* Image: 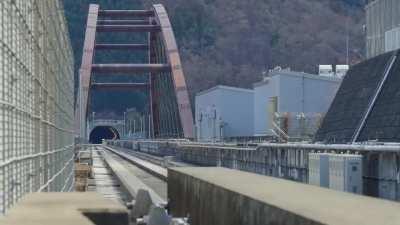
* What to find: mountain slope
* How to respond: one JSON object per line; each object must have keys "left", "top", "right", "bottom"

{"left": 64, "top": 0, "right": 365, "bottom": 115}
{"left": 143, "top": 0, "right": 365, "bottom": 94}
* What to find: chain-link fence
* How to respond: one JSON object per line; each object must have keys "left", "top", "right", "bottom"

{"left": 0, "top": 0, "right": 74, "bottom": 214}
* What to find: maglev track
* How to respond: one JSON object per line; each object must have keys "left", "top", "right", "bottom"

{"left": 84, "top": 145, "right": 169, "bottom": 204}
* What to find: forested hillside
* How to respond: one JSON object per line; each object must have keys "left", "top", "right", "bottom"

{"left": 63, "top": 0, "right": 147, "bottom": 116}
{"left": 63, "top": 0, "right": 365, "bottom": 115}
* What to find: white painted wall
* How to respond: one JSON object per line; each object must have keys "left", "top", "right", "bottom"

{"left": 253, "top": 71, "right": 341, "bottom": 136}
{"left": 253, "top": 77, "right": 279, "bottom": 136}
{"left": 195, "top": 86, "right": 254, "bottom": 142}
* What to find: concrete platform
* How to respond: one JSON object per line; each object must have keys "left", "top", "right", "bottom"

{"left": 169, "top": 167, "right": 400, "bottom": 225}
{"left": 0, "top": 193, "right": 129, "bottom": 225}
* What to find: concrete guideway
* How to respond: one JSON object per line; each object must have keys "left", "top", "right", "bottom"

{"left": 107, "top": 145, "right": 194, "bottom": 168}
{"left": 104, "top": 146, "right": 168, "bottom": 181}
{"left": 88, "top": 147, "right": 129, "bottom": 203}
{"left": 169, "top": 167, "right": 400, "bottom": 225}
{"left": 101, "top": 148, "right": 166, "bottom": 205}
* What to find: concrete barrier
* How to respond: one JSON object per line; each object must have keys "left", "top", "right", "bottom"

{"left": 168, "top": 167, "right": 400, "bottom": 225}
{"left": 107, "top": 140, "right": 400, "bottom": 201}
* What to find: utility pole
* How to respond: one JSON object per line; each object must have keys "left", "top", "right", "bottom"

{"left": 129, "top": 120, "right": 132, "bottom": 137}
{"left": 148, "top": 114, "right": 152, "bottom": 139}
{"left": 123, "top": 112, "right": 126, "bottom": 137}
{"left": 133, "top": 119, "right": 136, "bottom": 137}
{"left": 345, "top": 7, "right": 350, "bottom": 65}
{"left": 140, "top": 116, "right": 144, "bottom": 138}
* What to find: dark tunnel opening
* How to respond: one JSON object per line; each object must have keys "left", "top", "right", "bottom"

{"left": 89, "top": 126, "right": 120, "bottom": 144}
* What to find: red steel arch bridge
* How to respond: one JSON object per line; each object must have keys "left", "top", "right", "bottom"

{"left": 75, "top": 4, "right": 194, "bottom": 142}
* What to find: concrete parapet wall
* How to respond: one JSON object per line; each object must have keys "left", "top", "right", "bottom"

{"left": 168, "top": 167, "right": 400, "bottom": 225}
{"left": 106, "top": 140, "right": 400, "bottom": 201}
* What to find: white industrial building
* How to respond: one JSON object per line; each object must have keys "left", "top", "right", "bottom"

{"left": 366, "top": 0, "right": 400, "bottom": 58}
{"left": 195, "top": 69, "right": 342, "bottom": 141}
{"left": 195, "top": 85, "right": 254, "bottom": 142}
{"left": 253, "top": 69, "right": 341, "bottom": 138}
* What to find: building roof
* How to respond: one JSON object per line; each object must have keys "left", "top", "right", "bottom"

{"left": 196, "top": 85, "right": 254, "bottom": 97}
{"left": 315, "top": 50, "right": 400, "bottom": 143}
{"left": 253, "top": 70, "right": 341, "bottom": 88}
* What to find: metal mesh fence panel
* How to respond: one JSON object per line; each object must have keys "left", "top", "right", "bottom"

{"left": 0, "top": 0, "right": 74, "bottom": 214}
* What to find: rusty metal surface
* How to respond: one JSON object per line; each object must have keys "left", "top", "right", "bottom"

{"left": 96, "top": 24, "right": 161, "bottom": 32}
{"left": 78, "top": 4, "right": 194, "bottom": 141}
{"left": 153, "top": 4, "right": 195, "bottom": 139}
{"left": 79, "top": 4, "right": 99, "bottom": 138}
{"left": 91, "top": 64, "right": 171, "bottom": 73}
{"left": 98, "top": 10, "right": 154, "bottom": 18}
{"left": 91, "top": 83, "right": 150, "bottom": 90}
{"left": 97, "top": 20, "right": 149, "bottom": 25}
{"left": 95, "top": 44, "right": 149, "bottom": 50}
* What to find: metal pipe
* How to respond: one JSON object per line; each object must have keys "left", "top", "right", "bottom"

{"left": 98, "top": 10, "right": 154, "bottom": 18}
{"left": 91, "top": 83, "right": 150, "bottom": 90}
{"left": 96, "top": 25, "right": 160, "bottom": 33}
{"left": 91, "top": 64, "right": 171, "bottom": 74}
{"left": 95, "top": 44, "right": 149, "bottom": 50}
{"left": 97, "top": 19, "right": 149, "bottom": 25}
{"left": 258, "top": 142, "right": 400, "bottom": 152}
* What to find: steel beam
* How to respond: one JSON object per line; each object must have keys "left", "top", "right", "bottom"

{"left": 79, "top": 4, "right": 99, "bottom": 139}
{"left": 79, "top": 4, "right": 194, "bottom": 140}
{"left": 149, "top": 31, "right": 157, "bottom": 139}
{"left": 91, "top": 83, "right": 149, "bottom": 90}
{"left": 98, "top": 10, "right": 154, "bottom": 18}
{"left": 96, "top": 25, "right": 161, "bottom": 33}
{"left": 95, "top": 44, "right": 149, "bottom": 50}
{"left": 91, "top": 64, "right": 171, "bottom": 74}
{"left": 97, "top": 20, "right": 149, "bottom": 25}
{"left": 153, "top": 4, "right": 195, "bottom": 139}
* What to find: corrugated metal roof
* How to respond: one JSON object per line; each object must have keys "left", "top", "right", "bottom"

{"left": 253, "top": 70, "right": 341, "bottom": 88}
{"left": 196, "top": 85, "right": 254, "bottom": 96}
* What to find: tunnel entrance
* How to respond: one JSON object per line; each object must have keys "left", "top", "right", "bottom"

{"left": 89, "top": 126, "right": 120, "bottom": 144}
